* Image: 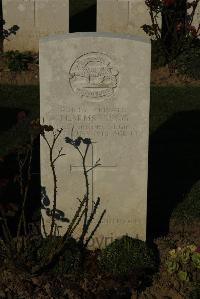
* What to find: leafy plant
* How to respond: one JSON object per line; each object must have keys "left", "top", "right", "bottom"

{"left": 64, "top": 135, "right": 106, "bottom": 249}
{"left": 142, "top": 0, "right": 200, "bottom": 66}
{"left": 1, "top": 50, "right": 34, "bottom": 72}
{"left": 98, "top": 235, "right": 156, "bottom": 276}
{"left": 32, "top": 235, "right": 81, "bottom": 275}
{"left": 30, "top": 121, "right": 106, "bottom": 274}
{"left": 0, "top": 119, "right": 106, "bottom": 276}
{"left": 165, "top": 244, "right": 200, "bottom": 283}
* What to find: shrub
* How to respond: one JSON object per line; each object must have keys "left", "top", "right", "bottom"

{"left": 151, "top": 40, "right": 168, "bottom": 69}
{"left": 175, "top": 38, "right": 200, "bottom": 80}
{"left": 142, "top": 0, "right": 200, "bottom": 65}
{"left": 165, "top": 244, "right": 200, "bottom": 284}
{"left": 36, "top": 236, "right": 81, "bottom": 274}
{"left": 98, "top": 235, "right": 156, "bottom": 276}
{"left": 1, "top": 50, "right": 34, "bottom": 72}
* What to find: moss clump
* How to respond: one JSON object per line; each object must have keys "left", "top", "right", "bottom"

{"left": 36, "top": 236, "right": 81, "bottom": 274}
{"left": 98, "top": 235, "right": 156, "bottom": 276}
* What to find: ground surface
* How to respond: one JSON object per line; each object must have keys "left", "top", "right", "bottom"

{"left": 1, "top": 55, "right": 200, "bottom": 86}
{"left": 0, "top": 56, "right": 199, "bottom": 298}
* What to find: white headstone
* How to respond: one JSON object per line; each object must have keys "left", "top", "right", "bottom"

{"left": 97, "top": 0, "right": 160, "bottom": 37}
{"left": 191, "top": 1, "right": 200, "bottom": 30}
{"left": 40, "top": 32, "right": 151, "bottom": 249}
{"left": 3, "top": 0, "right": 69, "bottom": 52}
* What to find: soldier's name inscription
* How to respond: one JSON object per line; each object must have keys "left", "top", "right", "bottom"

{"left": 49, "top": 105, "right": 138, "bottom": 138}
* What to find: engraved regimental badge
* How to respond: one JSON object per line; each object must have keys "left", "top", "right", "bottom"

{"left": 69, "top": 52, "right": 119, "bottom": 102}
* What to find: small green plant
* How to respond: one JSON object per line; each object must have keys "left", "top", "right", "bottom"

{"left": 1, "top": 50, "right": 34, "bottom": 72}
{"left": 98, "top": 235, "right": 156, "bottom": 276}
{"left": 165, "top": 244, "right": 200, "bottom": 283}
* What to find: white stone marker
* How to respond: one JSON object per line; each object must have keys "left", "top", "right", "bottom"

{"left": 97, "top": 0, "right": 158, "bottom": 37}
{"left": 192, "top": 1, "right": 200, "bottom": 30}
{"left": 3, "top": 0, "right": 69, "bottom": 52}
{"left": 40, "top": 32, "right": 151, "bottom": 249}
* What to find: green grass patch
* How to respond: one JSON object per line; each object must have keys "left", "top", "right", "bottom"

{"left": 172, "top": 180, "right": 200, "bottom": 223}
{"left": 0, "top": 85, "right": 39, "bottom": 114}
{"left": 0, "top": 85, "right": 39, "bottom": 157}
{"left": 0, "top": 85, "right": 200, "bottom": 157}
{"left": 150, "top": 86, "right": 200, "bottom": 134}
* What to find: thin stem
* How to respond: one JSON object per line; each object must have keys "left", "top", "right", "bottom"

{"left": 84, "top": 209, "right": 106, "bottom": 248}
{"left": 79, "top": 197, "right": 101, "bottom": 244}
{"left": 79, "top": 144, "right": 90, "bottom": 245}
{"left": 41, "top": 129, "right": 65, "bottom": 237}
{"left": 86, "top": 162, "right": 101, "bottom": 173}
{"left": 49, "top": 145, "right": 57, "bottom": 236}
{"left": 17, "top": 143, "right": 33, "bottom": 239}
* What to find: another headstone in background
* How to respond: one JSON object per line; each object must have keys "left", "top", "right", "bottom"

{"left": 97, "top": 1, "right": 129, "bottom": 34}
{"left": 191, "top": 1, "right": 200, "bottom": 30}
{"left": 40, "top": 32, "right": 151, "bottom": 249}
{"left": 3, "top": 0, "right": 69, "bottom": 52}
{"left": 97, "top": 0, "right": 160, "bottom": 37}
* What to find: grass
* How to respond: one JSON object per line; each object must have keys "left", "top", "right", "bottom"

{"left": 0, "top": 84, "right": 200, "bottom": 228}
{"left": 0, "top": 85, "right": 39, "bottom": 157}
{"left": 148, "top": 86, "right": 200, "bottom": 237}
{"left": 0, "top": 85, "right": 39, "bottom": 116}
{"left": 150, "top": 86, "right": 200, "bottom": 134}
{"left": 0, "top": 85, "right": 200, "bottom": 155}
{"left": 171, "top": 180, "right": 200, "bottom": 222}
{"left": 1, "top": 85, "right": 200, "bottom": 130}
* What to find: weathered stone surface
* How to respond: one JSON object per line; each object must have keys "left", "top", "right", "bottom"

{"left": 97, "top": 0, "right": 158, "bottom": 37}
{"left": 3, "top": 0, "right": 69, "bottom": 52}
{"left": 97, "top": 1, "right": 129, "bottom": 34}
{"left": 191, "top": 1, "right": 200, "bottom": 29}
{"left": 40, "top": 32, "right": 151, "bottom": 249}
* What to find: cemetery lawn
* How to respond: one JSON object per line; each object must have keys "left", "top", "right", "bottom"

{"left": 0, "top": 85, "right": 39, "bottom": 157}
{"left": 0, "top": 84, "right": 200, "bottom": 298}
{"left": 150, "top": 85, "right": 200, "bottom": 134}
{"left": 0, "top": 84, "right": 200, "bottom": 156}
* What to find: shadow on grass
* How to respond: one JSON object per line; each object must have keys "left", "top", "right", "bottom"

{"left": 0, "top": 107, "right": 29, "bottom": 132}
{"left": 147, "top": 110, "right": 200, "bottom": 241}
{"left": 0, "top": 136, "right": 40, "bottom": 237}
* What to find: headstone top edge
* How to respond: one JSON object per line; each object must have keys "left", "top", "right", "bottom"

{"left": 39, "top": 32, "right": 151, "bottom": 44}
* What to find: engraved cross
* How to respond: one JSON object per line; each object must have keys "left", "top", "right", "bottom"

{"left": 70, "top": 142, "right": 117, "bottom": 203}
